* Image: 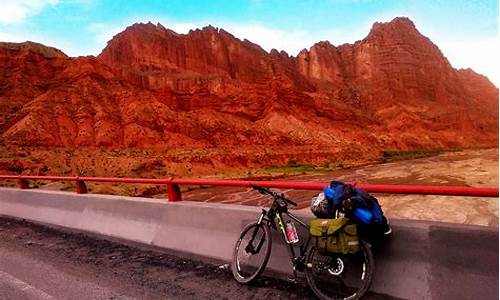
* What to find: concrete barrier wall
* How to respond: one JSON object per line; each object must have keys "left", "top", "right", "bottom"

{"left": 0, "top": 188, "right": 497, "bottom": 299}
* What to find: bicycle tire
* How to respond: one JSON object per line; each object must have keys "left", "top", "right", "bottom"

{"left": 231, "top": 222, "right": 272, "bottom": 284}
{"left": 305, "top": 240, "right": 374, "bottom": 300}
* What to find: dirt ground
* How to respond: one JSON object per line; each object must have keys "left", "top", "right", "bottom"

{"left": 181, "top": 148, "right": 499, "bottom": 226}
{"left": 325, "top": 148, "right": 499, "bottom": 226}
{"left": 0, "top": 218, "right": 396, "bottom": 300}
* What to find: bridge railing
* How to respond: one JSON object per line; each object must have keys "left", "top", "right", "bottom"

{"left": 0, "top": 175, "right": 497, "bottom": 201}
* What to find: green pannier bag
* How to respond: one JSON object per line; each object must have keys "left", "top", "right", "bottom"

{"left": 309, "top": 218, "right": 360, "bottom": 254}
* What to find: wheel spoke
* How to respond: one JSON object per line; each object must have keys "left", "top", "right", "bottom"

{"left": 305, "top": 241, "right": 374, "bottom": 300}
{"left": 231, "top": 222, "right": 272, "bottom": 284}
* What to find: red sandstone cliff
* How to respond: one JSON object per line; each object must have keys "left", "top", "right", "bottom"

{"left": 0, "top": 17, "right": 498, "bottom": 168}
{"left": 98, "top": 22, "right": 312, "bottom": 93}
{"left": 296, "top": 18, "right": 498, "bottom": 139}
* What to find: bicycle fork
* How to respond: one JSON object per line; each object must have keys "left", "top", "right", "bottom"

{"left": 246, "top": 210, "right": 268, "bottom": 254}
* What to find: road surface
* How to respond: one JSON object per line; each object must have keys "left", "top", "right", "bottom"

{"left": 0, "top": 217, "right": 397, "bottom": 300}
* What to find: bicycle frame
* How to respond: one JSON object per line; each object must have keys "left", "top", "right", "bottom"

{"left": 236, "top": 187, "right": 375, "bottom": 300}
{"left": 256, "top": 198, "right": 311, "bottom": 272}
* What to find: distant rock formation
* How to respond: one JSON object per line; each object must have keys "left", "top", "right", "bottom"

{"left": 0, "top": 41, "right": 67, "bottom": 58}
{"left": 1, "top": 17, "right": 497, "bottom": 161}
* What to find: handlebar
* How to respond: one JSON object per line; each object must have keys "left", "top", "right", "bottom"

{"left": 251, "top": 185, "right": 297, "bottom": 207}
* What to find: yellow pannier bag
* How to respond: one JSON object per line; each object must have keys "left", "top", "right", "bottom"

{"left": 309, "top": 218, "right": 360, "bottom": 254}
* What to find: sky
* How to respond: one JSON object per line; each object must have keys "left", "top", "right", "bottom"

{"left": 0, "top": 0, "right": 498, "bottom": 85}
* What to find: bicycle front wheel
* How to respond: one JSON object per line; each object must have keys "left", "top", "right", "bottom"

{"left": 305, "top": 240, "right": 374, "bottom": 300}
{"left": 231, "top": 222, "right": 272, "bottom": 283}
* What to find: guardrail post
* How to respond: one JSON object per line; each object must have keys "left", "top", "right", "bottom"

{"left": 167, "top": 184, "right": 182, "bottom": 202}
{"left": 76, "top": 179, "right": 88, "bottom": 194}
{"left": 18, "top": 178, "right": 29, "bottom": 189}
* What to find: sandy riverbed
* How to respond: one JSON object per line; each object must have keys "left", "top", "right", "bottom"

{"left": 182, "top": 148, "right": 499, "bottom": 226}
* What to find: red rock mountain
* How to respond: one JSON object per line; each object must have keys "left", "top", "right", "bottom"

{"left": 0, "top": 17, "right": 498, "bottom": 174}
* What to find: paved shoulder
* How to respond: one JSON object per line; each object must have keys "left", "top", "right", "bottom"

{"left": 0, "top": 247, "right": 137, "bottom": 300}
{"left": 0, "top": 217, "right": 398, "bottom": 300}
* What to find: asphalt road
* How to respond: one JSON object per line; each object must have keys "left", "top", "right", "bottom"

{"left": 0, "top": 217, "right": 397, "bottom": 300}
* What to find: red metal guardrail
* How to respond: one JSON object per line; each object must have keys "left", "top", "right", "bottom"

{"left": 0, "top": 175, "right": 498, "bottom": 201}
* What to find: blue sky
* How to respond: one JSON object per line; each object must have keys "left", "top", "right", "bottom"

{"left": 0, "top": 0, "right": 498, "bottom": 85}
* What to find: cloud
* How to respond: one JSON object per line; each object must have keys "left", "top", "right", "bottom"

{"left": 438, "top": 38, "right": 499, "bottom": 87}
{"left": 220, "top": 24, "right": 315, "bottom": 54}
{"left": 0, "top": 0, "right": 59, "bottom": 25}
{"left": 88, "top": 22, "right": 124, "bottom": 44}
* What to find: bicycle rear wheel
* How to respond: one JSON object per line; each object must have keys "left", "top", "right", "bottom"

{"left": 305, "top": 240, "right": 374, "bottom": 300}
{"left": 231, "top": 222, "right": 272, "bottom": 283}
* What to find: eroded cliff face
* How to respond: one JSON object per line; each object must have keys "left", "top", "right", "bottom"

{"left": 0, "top": 41, "right": 67, "bottom": 59}
{"left": 0, "top": 17, "right": 498, "bottom": 176}
{"left": 0, "top": 42, "right": 327, "bottom": 150}
{"left": 0, "top": 49, "right": 173, "bottom": 147}
{"left": 98, "top": 22, "right": 313, "bottom": 94}
{"left": 295, "top": 18, "right": 498, "bottom": 146}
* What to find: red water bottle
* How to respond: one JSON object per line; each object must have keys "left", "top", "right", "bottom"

{"left": 286, "top": 221, "right": 299, "bottom": 243}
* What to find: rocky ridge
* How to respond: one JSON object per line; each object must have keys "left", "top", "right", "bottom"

{"left": 0, "top": 17, "right": 497, "bottom": 176}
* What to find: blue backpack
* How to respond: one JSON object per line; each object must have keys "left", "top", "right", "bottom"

{"left": 350, "top": 188, "right": 383, "bottom": 224}
{"left": 323, "top": 181, "right": 355, "bottom": 206}
{"left": 323, "top": 181, "right": 384, "bottom": 225}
